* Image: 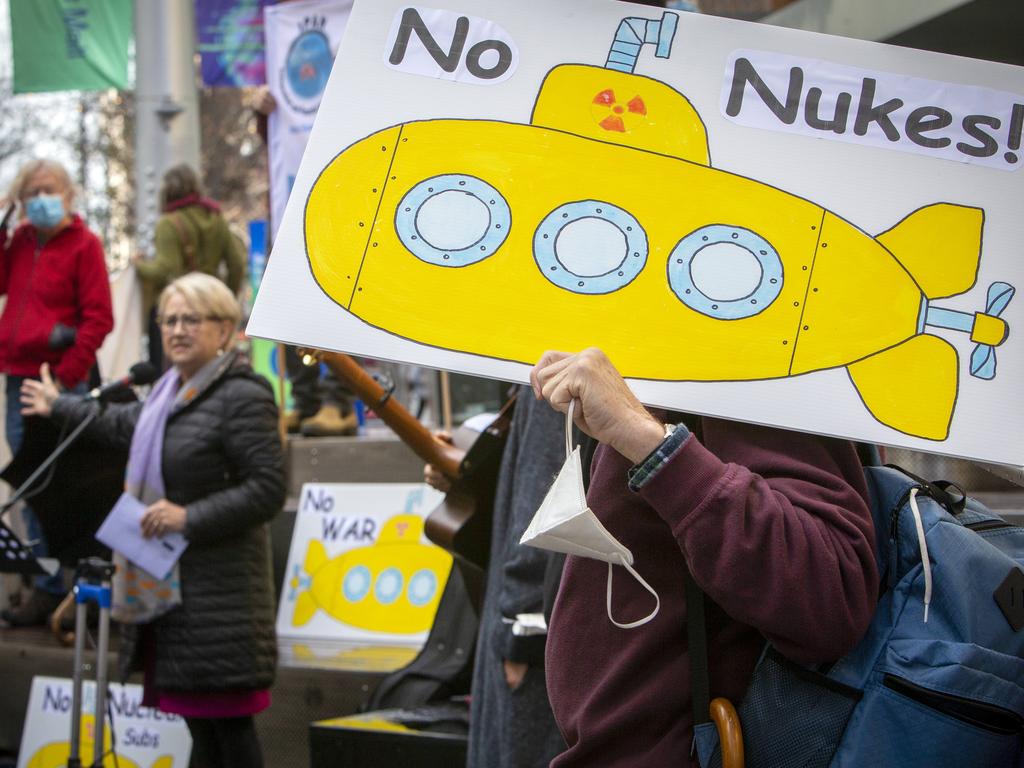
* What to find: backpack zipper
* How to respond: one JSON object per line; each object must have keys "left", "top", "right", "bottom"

{"left": 887, "top": 486, "right": 1016, "bottom": 586}
{"left": 965, "top": 519, "right": 1015, "bottom": 532}
{"left": 884, "top": 674, "right": 1023, "bottom": 736}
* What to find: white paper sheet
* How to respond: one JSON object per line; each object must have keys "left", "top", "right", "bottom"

{"left": 95, "top": 493, "right": 188, "bottom": 580}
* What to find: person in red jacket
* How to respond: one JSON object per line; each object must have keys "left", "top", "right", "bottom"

{"left": 0, "top": 158, "right": 114, "bottom": 626}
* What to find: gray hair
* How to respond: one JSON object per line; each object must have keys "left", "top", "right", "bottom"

{"left": 9, "top": 159, "right": 75, "bottom": 202}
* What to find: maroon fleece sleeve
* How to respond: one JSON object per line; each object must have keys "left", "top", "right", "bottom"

{"left": 637, "top": 417, "right": 878, "bottom": 665}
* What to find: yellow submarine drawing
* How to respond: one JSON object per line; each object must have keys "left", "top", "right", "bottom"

{"left": 25, "top": 714, "right": 174, "bottom": 768}
{"left": 289, "top": 514, "right": 452, "bottom": 634}
{"left": 304, "top": 11, "right": 1015, "bottom": 441}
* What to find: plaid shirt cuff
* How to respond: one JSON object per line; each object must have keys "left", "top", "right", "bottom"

{"left": 627, "top": 422, "right": 691, "bottom": 492}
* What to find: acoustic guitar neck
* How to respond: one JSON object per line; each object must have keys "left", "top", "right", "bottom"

{"left": 309, "top": 349, "right": 463, "bottom": 479}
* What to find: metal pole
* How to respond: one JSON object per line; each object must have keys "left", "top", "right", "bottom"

{"left": 133, "top": 0, "right": 201, "bottom": 258}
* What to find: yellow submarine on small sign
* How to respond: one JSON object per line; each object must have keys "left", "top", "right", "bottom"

{"left": 290, "top": 514, "right": 452, "bottom": 635}
{"left": 305, "top": 11, "right": 1015, "bottom": 441}
{"left": 25, "top": 715, "right": 174, "bottom": 768}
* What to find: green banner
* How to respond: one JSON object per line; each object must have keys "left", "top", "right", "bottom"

{"left": 10, "top": 0, "right": 132, "bottom": 93}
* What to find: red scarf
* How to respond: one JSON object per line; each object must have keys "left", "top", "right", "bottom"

{"left": 163, "top": 193, "right": 221, "bottom": 214}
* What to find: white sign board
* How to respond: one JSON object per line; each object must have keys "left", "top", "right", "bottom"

{"left": 276, "top": 482, "right": 449, "bottom": 647}
{"left": 17, "top": 676, "right": 191, "bottom": 768}
{"left": 265, "top": 0, "right": 353, "bottom": 236}
{"left": 248, "top": 0, "right": 1024, "bottom": 469}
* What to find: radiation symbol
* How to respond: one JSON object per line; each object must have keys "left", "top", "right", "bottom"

{"left": 591, "top": 89, "right": 648, "bottom": 133}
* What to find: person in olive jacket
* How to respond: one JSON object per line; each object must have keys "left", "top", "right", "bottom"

{"left": 22, "top": 272, "right": 284, "bottom": 768}
{"left": 132, "top": 164, "right": 246, "bottom": 369}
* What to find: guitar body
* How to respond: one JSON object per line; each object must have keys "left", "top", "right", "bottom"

{"left": 424, "top": 397, "right": 514, "bottom": 573}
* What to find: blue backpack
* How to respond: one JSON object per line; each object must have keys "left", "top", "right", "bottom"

{"left": 693, "top": 464, "right": 1024, "bottom": 768}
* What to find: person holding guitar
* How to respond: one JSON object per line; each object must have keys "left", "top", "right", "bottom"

{"left": 425, "top": 385, "right": 593, "bottom": 768}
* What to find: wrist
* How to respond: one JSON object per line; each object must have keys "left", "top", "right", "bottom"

{"left": 614, "top": 412, "right": 669, "bottom": 464}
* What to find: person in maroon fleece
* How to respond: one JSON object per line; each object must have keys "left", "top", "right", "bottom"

{"left": 530, "top": 347, "right": 878, "bottom": 768}
{"left": 0, "top": 158, "right": 113, "bottom": 625}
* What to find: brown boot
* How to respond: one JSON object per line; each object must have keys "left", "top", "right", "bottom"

{"left": 300, "top": 405, "right": 358, "bottom": 437}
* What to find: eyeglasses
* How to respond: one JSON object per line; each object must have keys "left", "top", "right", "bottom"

{"left": 158, "top": 313, "right": 220, "bottom": 331}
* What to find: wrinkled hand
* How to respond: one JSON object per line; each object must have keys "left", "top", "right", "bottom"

{"left": 251, "top": 86, "right": 277, "bottom": 116}
{"left": 423, "top": 431, "right": 459, "bottom": 493}
{"left": 530, "top": 348, "right": 665, "bottom": 464}
{"left": 140, "top": 499, "right": 187, "bottom": 539}
{"left": 20, "top": 363, "right": 60, "bottom": 418}
{"left": 503, "top": 659, "right": 528, "bottom": 691}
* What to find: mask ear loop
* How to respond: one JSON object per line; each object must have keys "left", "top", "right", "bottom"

{"left": 606, "top": 559, "right": 660, "bottom": 629}
{"left": 564, "top": 399, "right": 588, "bottom": 511}
{"left": 567, "top": 400, "right": 659, "bottom": 628}
{"left": 565, "top": 399, "right": 576, "bottom": 459}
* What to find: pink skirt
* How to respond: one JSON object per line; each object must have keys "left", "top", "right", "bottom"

{"left": 140, "top": 625, "right": 271, "bottom": 718}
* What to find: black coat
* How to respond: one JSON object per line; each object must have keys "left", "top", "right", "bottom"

{"left": 52, "top": 351, "right": 285, "bottom": 692}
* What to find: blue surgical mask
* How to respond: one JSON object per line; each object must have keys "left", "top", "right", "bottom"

{"left": 25, "top": 194, "right": 66, "bottom": 230}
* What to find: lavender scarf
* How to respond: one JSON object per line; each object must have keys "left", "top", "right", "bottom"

{"left": 111, "top": 367, "right": 183, "bottom": 623}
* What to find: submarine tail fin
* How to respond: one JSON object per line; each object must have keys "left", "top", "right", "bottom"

{"left": 303, "top": 539, "right": 329, "bottom": 575}
{"left": 848, "top": 334, "right": 958, "bottom": 441}
{"left": 876, "top": 203, "right": 983, "bottom": 299}
{"left": 293, "top": 591, "right": 319, "bottom": 627}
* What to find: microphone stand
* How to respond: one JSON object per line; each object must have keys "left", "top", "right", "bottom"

{"left": 1, "top": 398, "right": 112, "bottom": 768}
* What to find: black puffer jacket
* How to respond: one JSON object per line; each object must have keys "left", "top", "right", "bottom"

{"left": 53, "top": 350, "right": 285, "bottom": 692}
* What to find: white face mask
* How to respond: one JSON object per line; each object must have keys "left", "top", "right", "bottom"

{"left": 520, "top": 401, "right": 659, "bottom": 629}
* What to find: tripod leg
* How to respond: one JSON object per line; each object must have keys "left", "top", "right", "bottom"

{"left": 92, "top": 594, "right": 111, "bottom": 768}
{"left": 68, "top": 591, "right": 87, "bottom": 768}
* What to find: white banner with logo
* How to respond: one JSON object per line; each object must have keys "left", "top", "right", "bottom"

{"left": 265, "top": 0, "right": 353, "bottom": 237}
{"left": 17, "top": 676, "right": 191, "bottom": 768}
{"left": 249, "top": 0, "right": 1024, "bottom": 470}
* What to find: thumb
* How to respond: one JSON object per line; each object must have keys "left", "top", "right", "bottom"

{"left": 40, "top": 362, "right": 53, "bottom": 385}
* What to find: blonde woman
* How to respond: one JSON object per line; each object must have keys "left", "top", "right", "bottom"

{"left": 22, "top": 273, "right": 284, "bottom": 768}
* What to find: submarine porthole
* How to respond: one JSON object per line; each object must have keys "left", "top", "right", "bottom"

{"left": 668, "top": 225, "right": 783, "bottom": 320}
{"left": 417, "top": 191, "right": 490, "bottom": 250}
{"left": 534, "top": 200, "right": 648, "bottom": 295}
{"left": 343, "top": 565, "right": 372, "bottom": 603}
{"left": 690, "top": 243, "right": 763, "bottom": 302}
{"left": 375, "top": 567, "right": 403, "bottom": 605}
{"left": 555, "top": 217, "right": 628, "bottom": 277}
{"left": 396, "top": 174, "right": 511, "bottom": 267}
{"left": 408, "top": 570, "right": 438, "bottom": 607}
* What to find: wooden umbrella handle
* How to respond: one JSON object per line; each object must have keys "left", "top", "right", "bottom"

{"left": 710, "top": 697, "right": 745, "bottom": 768}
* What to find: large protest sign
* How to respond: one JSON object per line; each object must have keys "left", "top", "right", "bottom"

{"left": 248, "top": 0, "right": 1024, "bottom": 469}
{"left": 276, "top": 482, "right": 449, "bottom": 654}
{"left": 17, "top": 677, "right": 191, "bottom": 768}
{"left": 265, "top": 0, "right": 352, "bottom": 236}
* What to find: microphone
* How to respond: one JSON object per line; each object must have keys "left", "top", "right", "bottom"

{"left": 87, "top": 362, "right": 159, "bottom": 401}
